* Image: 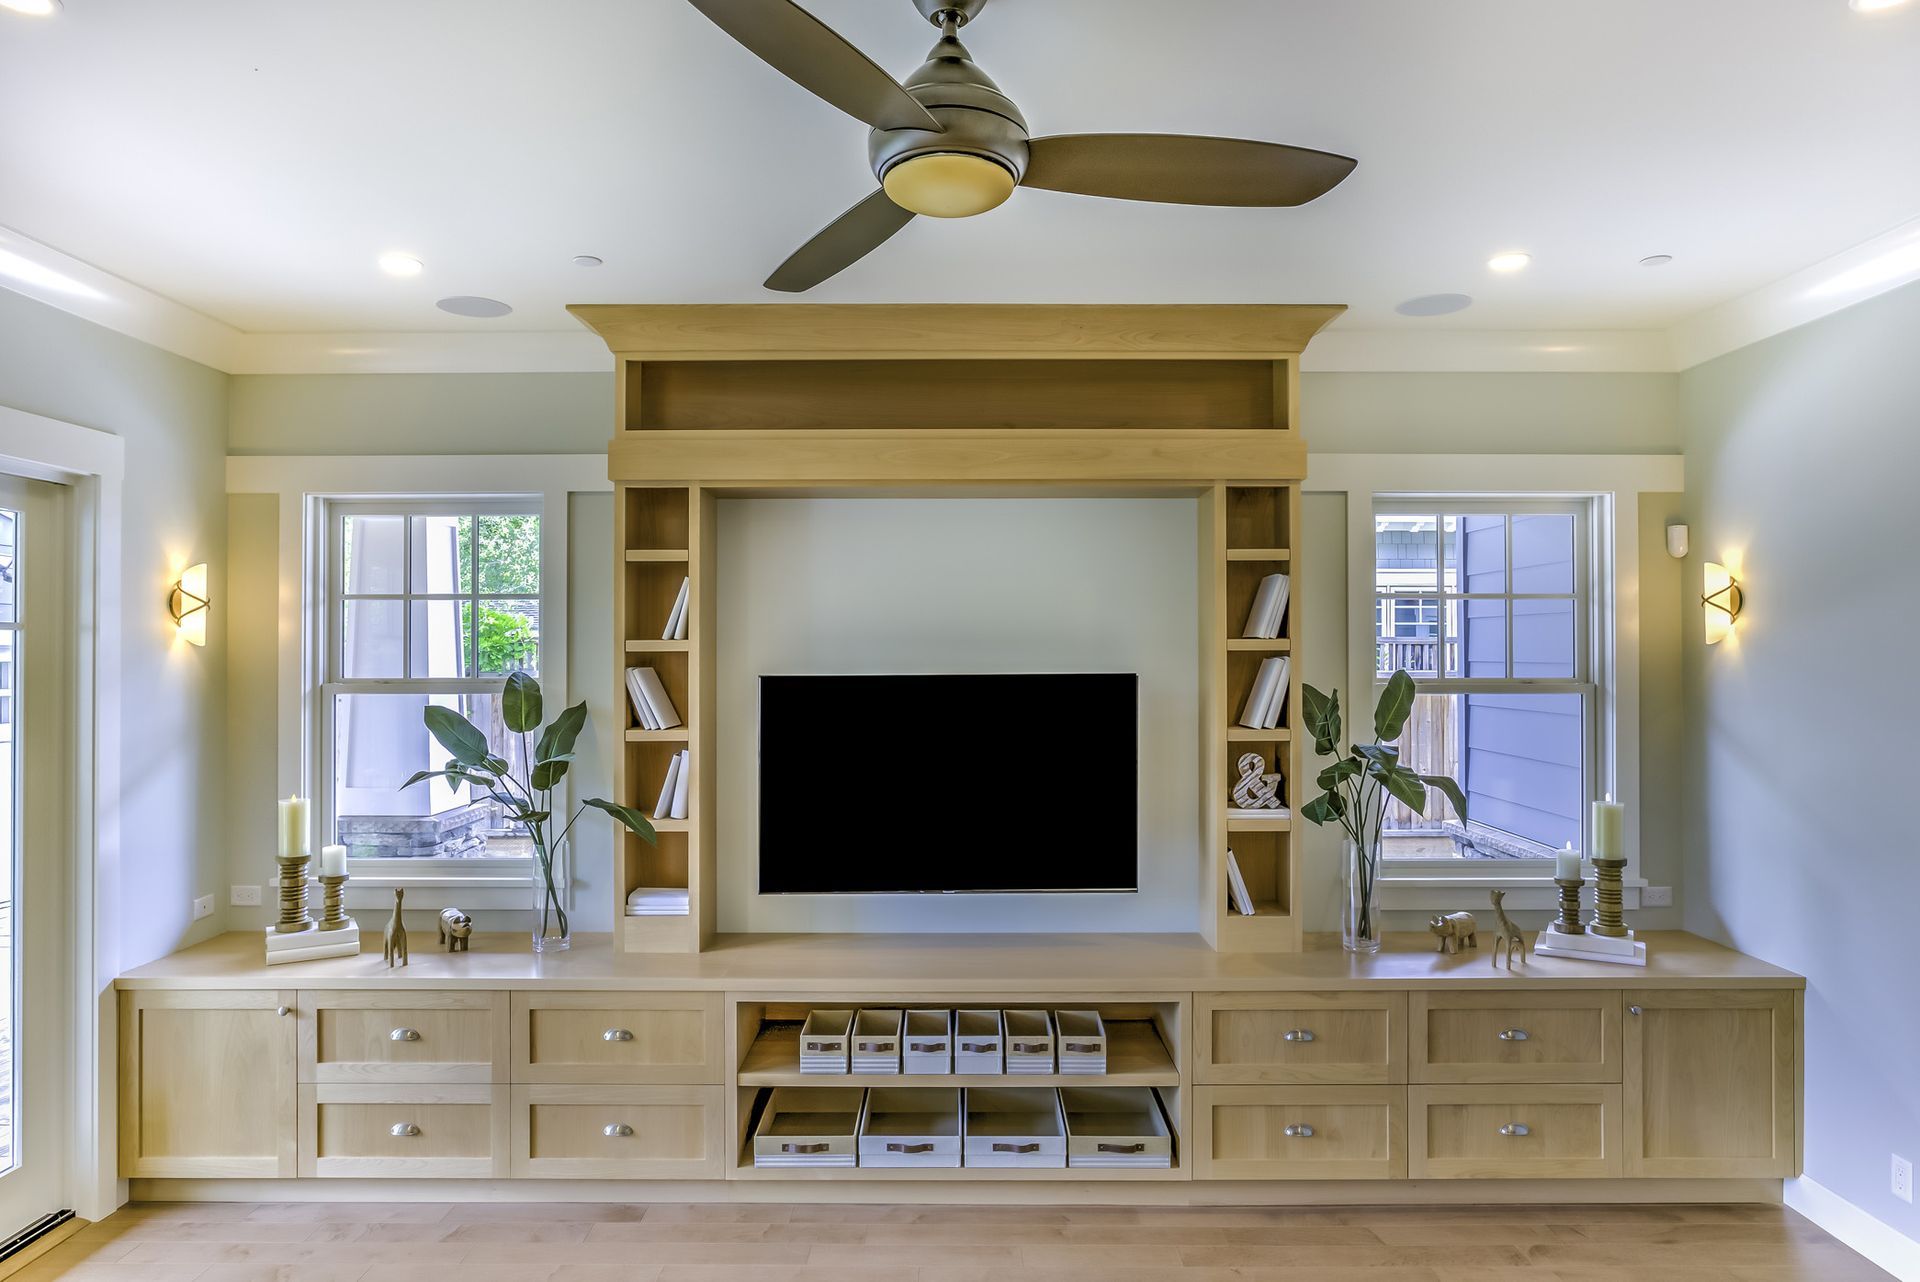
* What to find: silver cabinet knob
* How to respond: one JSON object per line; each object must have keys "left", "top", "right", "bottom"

{"left": 1497, "top": 1028, "right": 1529, "bottom": 1041}
{"left": 276, "top": 1006, "right": 291, "bottom": 1017}
{"left": 1498, "top": 1123, "right": 1530, "bottom": 1137}
{"left": 1628, "top": 1004, "right": 1643, "bottom": 1016}
{"left": 389, "top": 1028, "right": 421, "bottom": 1042}
{"left": 1283, "top": 1124, "right": 1314, "bottom": 1138}
{"left": 603, "top": 1123, "right": 634, "bottom": 1138}
{"left": 390, "top": 1123, "right": 421, "bottom": 1138}
{"left": 1283, "top": 1029, "right": 1315, "bottom": 1043}
{"left": 603, "top": 1028, "right": 634, "bottom": 1042}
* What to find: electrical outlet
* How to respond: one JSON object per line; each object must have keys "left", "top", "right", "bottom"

{"left": 192, "top": 894, "right": 214, "bottom": 921}
{"left": 230, "top": 884, "right": 262, "bottom": 907}
{"left": 1642, "top": 885, "right": 1673, "bottom": 908}
{"left": 1895, "top": 1153, "right": 1914, "bottom": 1205}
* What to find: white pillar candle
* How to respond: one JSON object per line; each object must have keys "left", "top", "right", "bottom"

{"left": 319, "top": 844, "right": 347, "bottom": 878}
{"left": 277, "top": 796, "right": 309, "bottom": 858}
{"left": 1555, "top": 844, "right": 1581, "bottom": 881}
{"left": 1591, "top": 794, "right": 1625, "bottom": 861}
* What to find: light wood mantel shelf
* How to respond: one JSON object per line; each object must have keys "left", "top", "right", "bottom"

{"left": 116, "top": 930, "right": 1801, "bottom": 993}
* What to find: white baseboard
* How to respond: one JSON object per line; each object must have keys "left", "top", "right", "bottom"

{"left": 1785, "top": 1176, "right": 1920, "bottom": 1282}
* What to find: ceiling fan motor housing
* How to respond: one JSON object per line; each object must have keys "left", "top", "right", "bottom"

{"left": 868, "top": 35, "right": 1029, "bottom": 190}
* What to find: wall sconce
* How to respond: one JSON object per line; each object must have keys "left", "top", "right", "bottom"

{"left": 1702, "top": 561, "right": 1742, "bottom": 644}
{"left": 169, "top": 562, "right": 208, "bottom": 646}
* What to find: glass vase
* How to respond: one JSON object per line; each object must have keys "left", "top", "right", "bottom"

{"left": 531, "top": 841, "right": 570, "bottom": 953}
{"left": 1343, "top": 835, "right": 1383, "bottom": 954}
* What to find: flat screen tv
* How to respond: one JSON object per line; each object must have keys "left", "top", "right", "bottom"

{"left": 758, "top": 673, "right": 1138, "bottom": 895}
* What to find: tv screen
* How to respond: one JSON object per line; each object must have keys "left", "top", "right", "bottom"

{"left": 758, "top": 673, "right": 1138, "bottom": 894}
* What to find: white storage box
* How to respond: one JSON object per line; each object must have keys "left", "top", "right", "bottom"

{"left": 903, "top": 1009, "right": 953, "bottom": 1075}
{"left": 954, "top": 1009, "right": 1004, "bottom": 1074}
{"left": 1062, "top": 1086, "right": 1173, "bottom": 1169}
{"left": 963, "top": 1087, "right": 1066, "bottom": 1168}
{"left": 858, "top": 1087, "right": 962, "bottom": 1168}
{"left": 752, "top": 1087, "right": 864, "bottom": 1168}
{"left": 1053, "top": 1010, "right": 1109, "bottom": 1075}
{"left": 798, "top": 1008, "right": 854, "bottom": 1074}
{"left": 1002, "top": 1010, "right": 1056, "bottom": 1075}
{"left": 852, "top": 1008, "right": 903, "bottom": 1074}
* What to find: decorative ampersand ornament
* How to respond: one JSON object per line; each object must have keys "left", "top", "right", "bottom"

{"left": 1231, "top": 751, "right": 1284, "bottom": 810}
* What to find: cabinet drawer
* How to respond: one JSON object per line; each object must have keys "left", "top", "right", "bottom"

{"left": 512, "top": 1085, "right": 725, "bottom": 1179}
{"left": 1410, "top": 1085, "right": 1621, "bottom": 1179}
{"left": 300, "top": 990, "right": 507, "bottom": 1083}
{"left": 512, "top": 992, "right": 723, "bottom": 1084}
{"left": 1197, "top": 992, "right": 1406, "bottom": 1084}
{"left": 298, "top": 1083, "right": 509, "bottom": 1178}
{"left": 1411, "top": 991, "right": 1620, "bottom": 1083}
{"left": 1195, "top": 1086, "right": 1404, "bottom": 1180}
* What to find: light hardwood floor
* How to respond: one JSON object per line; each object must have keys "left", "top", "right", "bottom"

{"left": 9, "top": 1200, "right": 1893, "bottom": 1282}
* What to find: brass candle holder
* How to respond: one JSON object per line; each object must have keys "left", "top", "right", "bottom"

{"left": 318, "top": 874, "right": 349, "bottom": 932}
{"left": 1590, "top": 857, "right": 1629, "bottom": 938}
{"left": 272, "top": 853, "right": 314, "bottom": 935}
{"left": 1552, "top": 877, "right": 1585, "bottom": 935}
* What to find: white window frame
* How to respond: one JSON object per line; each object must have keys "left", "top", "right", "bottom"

{"left": 317, "top": 497, "right": 548, "bottom": 890}
{"left": 1369, "top": 498, "right": 1601, "bottom": 866}
{"left": 228, "top": 454, "right": 607, "bottom": 912}
{"left": 1308, "top": 454, "right": 1681, "bottom": 910}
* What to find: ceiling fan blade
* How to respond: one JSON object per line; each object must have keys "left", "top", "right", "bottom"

{"left": 685, "top": 0, "right": 942, "bottom": 133}
{"left": 764, "top": 190, "right": 916, "bottom": 292}
{"left": 1022, "top": 134, "right": 1356, "bottom": 207}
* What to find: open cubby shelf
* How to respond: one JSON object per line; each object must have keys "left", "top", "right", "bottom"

{"left": 737, "top": 1019, "right": 1179, "bottom": 1089}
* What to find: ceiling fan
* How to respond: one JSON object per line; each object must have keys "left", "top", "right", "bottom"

{"left": 685, "top": 0, "right": 1358, "bottom": 292}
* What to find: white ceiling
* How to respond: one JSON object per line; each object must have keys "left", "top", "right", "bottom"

{"left": 2, "top": 0, "right": 1918, "bottom": 362}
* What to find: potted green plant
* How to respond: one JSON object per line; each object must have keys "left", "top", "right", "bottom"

{"left": 403, "top": 671, "right": 656, "bottom": 951}
{"left": 1300, "top": 670, "right": 1467, "bottom": 953}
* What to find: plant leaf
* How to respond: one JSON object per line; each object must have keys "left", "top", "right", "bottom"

{"left": 424, "top": 705, "right": 492, "bottom": 766}
{"left": 585, "top": 797, "right": 658, "bottom": 845}
{"left": 502, "top": 671, "right": 543, "bottom": 735}
{"left": 514, "top": 810, "right": 551, "bottom": 827}
{"left": 1421, "top": 772, "right": 1469, "bottom": 822}
{"left": 530, "top": 758, "right": 572, "bottom": 791}
{"left": 1353, "top": 742, "right": 1401, "bottom": 770}
{"left": 1316, "top": 758, "right": 1361, "bottom": 791}
{"left": 485, "top": 755, "right": 511, "bottom": 776}
{"left": 401, "top": 768, "right": 468, "bottom": 791}
{"left": 1300, "top": 792, "right": 1346, "bottom": 826}
{"left": 535, "top": 701, "right": 589, "bottom": 765}
{"left": 1302, "top": 684, "right": 1341, "bottom": 758}
{"left": 1373, "top": 668, "right": 1417, "bottom": 744}
{"left": 1379, "top": 764, "right": 1428, "bottom": 814}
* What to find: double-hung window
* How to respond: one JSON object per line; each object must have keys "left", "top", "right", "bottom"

{"left": 1372, "top": 500, "right": 1602, "bottom": 866}
{"left": 318, "top": 499, "right": 544, "bottom": 875}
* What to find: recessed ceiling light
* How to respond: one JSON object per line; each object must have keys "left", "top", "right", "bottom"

{"left": 572, "top": 255, "right": 604, "bottom": 268}
{"left": 437, "top": 295, "right": 513, "bottom": 318}
{"left": 0, "top": 0, "right": 63, "bottom": 15}
{"left": 378, "top": 252, "right": 423, "bottom": 278}
{"left": 1639, "top": 254, "right": 1674, "bottom": 267}
{"left": 1395, "top": 293, "right": 1474, "bottom": 317}
{"left": 1487, "top": 251, "right": 1532, "bottom": 273}
{"left": 1849, "top": 0, "right": 1910, "bottom": 12}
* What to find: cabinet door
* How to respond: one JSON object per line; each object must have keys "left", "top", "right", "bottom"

{"left": 512, "top": 992, "right": 723, "bottom": 1084}
{"left": 1196, "top": 992, "right": 1406, "bottom": 1085}
{"left": 118, "top": 989, "right": 297, "bottom": 1178}
{"left": 1194, "top": 1086, "right": 1405, "bottom": 1180}
{"left": 1622, "top": 989, "right": 1797, "bottom": 1178}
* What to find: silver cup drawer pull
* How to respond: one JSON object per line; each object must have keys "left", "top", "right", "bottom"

{"left": 1283, "top": 1029, "right": 1315, "bottom": 1043}
{"left": 1499, "top": 1123, "right": 1531, "bottom": 1137}
{"left": 389, "top": 1028, "right": 421, "bottom": 1042}
{"left": 1497, "top": 1028, "right": 1529, "bottom": 1041}
{"left": 602, "top": 1028, "right": 634, "bottom": 1042}
{"left": 390, "top": 1122, "right": 421, "bottom": 1138}
{"left": 604, "top": 1123, "right": 634, "bottom": 1138}
{"left": 1283, "top": 1124, "right": 1314, "bottom": 1138}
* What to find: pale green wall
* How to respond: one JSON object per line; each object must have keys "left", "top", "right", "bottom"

{"left": 1303, "top": 373, "right": 1680, "bottom": 453}
{"left": 0, "top": 288, "right": 229, "bottom": 967}
{"left": 1681, "top": 279, "right": 1920, "bottom": 1243}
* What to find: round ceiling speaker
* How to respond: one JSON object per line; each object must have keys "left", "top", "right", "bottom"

{"left": 1395, "top": 293, "right": 1474, "bottom": 317}
{"left": 436, "top": 296, "right": 513, "bottom": 318}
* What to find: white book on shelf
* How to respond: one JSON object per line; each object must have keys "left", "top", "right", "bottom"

{"left": 673, "top": 584, "right": 690, "bottom": 641}
{"left": 1226, "top": 849, "right": 1256, "bottom": 916}
{"left": 1242, "top": 572, "right": 1289, "bottom": 639}
{"left": 652, "top": 750, "right": 683, "bottom": 819}
{"left": 625, "top": 668, "right": 659, "bottom": 730}
{"left": 662, "top": 576, "right": 690, "bottom": 642}
{"left": 669, "top": 749, "right": 691, "bottom": 820}
{"left": 1237, "top": 656, "right": 1284, "bottom": 729}
{"left": 627, "top": 665, "right": 683, "bottom": 730}
{"left": 1260, "top": 656, "right": 1291, "bottom": 729}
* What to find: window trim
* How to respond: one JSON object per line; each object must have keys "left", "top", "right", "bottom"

{"left": 1306, "top": 453, "right": 1680, "bottom": 908}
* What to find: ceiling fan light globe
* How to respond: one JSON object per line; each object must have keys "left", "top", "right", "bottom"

{"left": 882, "top": 152, "right": 1015, "bottom": 218}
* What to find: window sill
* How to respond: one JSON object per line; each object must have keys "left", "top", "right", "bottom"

{"left": 1379, "top": 875, "right": 1644, "bottom": 912}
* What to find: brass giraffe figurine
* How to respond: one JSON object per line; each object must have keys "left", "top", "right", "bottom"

{"left": 1489, "top": 888, "right": 1528, "bottom": 969}
{"left": 383, "top": 887, "right": 409, "bottom": 968}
